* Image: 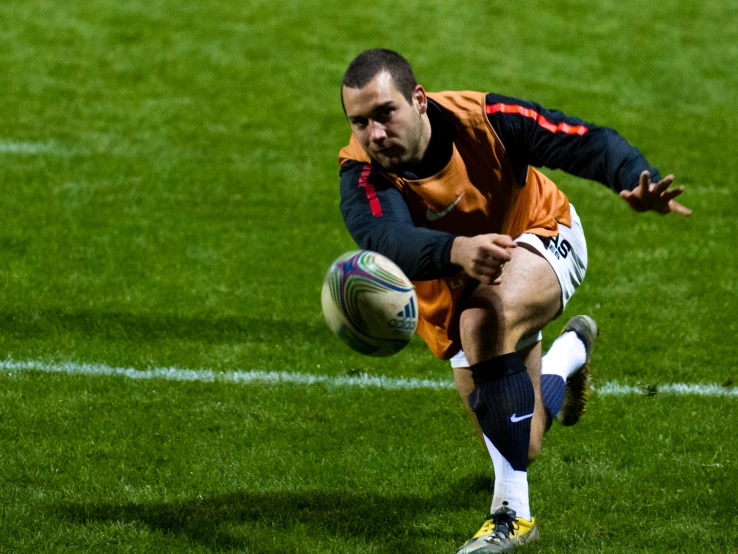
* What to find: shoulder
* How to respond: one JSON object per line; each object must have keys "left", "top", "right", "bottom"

{"left": 338, "top": 134, "right": 371, "bottom": 167}
{"left": 427, "top": 90, "right": 487, "bottom": 121}
{"left": 340, "top": 159, "right": 369, "bottom": 181}
{"left": 340, "top": 160, "right": 392, "bottom": 192}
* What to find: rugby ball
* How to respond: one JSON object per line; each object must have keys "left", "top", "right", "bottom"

{"left": 321, "top": 250, "right": 418, "bottom": 356}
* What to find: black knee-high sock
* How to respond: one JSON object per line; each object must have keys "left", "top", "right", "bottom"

{"left": 468, "top": 353, "right": 535, "bottom": 472}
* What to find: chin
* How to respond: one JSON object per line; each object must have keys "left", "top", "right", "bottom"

{"left": 377, "top": 159, "right": 397, "bottom": 171}
{"left": 375, "top": 155, "right": 407, "bottom": 172}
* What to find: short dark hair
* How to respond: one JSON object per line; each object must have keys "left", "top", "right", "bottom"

{"left": 341, "top": 49, "right": 418, "bottom": 111}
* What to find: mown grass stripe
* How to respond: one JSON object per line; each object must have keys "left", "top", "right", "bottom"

{"left": 1, "top": 358, "right": 736, "bottom": 397}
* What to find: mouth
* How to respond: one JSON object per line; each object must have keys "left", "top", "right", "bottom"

{"left": 374, "top": 145, "right": 401, "bottom": 157}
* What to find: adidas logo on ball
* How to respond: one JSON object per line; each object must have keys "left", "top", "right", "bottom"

{"left": 389, "top": 299, "right": 417, "bottom": 330}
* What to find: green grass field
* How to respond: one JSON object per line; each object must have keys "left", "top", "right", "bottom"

{"left": 1, "top": 0, "right": 737, "bottom": 552}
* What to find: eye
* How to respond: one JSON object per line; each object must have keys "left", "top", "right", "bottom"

{"left": 380, "top": 107, "right": 393, "bottom": 120}
{"left": 352, "top": 118, "right": 368, "bottom": 130}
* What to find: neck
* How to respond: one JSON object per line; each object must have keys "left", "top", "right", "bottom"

{"left": 395, "top": 103, "right": 455, "bottom": 180}
{"left": 414, "top": 113, "right": 432, "bottom": 163}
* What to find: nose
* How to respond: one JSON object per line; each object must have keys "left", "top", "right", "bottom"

{"left": 369, "top": 120, "right": 387, "bottom": 143}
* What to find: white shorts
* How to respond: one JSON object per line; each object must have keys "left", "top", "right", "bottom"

{"left": 450, "top": 203, "right": 588, "bottom": 369}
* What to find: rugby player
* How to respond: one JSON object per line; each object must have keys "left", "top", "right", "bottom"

{"left": 337, "top": 49, "right": 690, "bottom": 553}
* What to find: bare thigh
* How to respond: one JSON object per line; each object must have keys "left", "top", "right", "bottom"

{"left": 458, "top": 243, "right": 561, "bottom": 365}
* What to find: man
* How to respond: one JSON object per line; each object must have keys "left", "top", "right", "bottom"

{"left": 337, "top": 49, "right": 690, "bottom": 553}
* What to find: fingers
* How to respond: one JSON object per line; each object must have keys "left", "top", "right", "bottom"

{"left": 450, "top": 235, "right": 514, "bottom": 284}
{"left": 619, "top": 188, "right": 645, "bottom": 211}
{"left": 654, "top": 176, "right": 674, "bottom": 196}
{"left": 473, "top": 264, "right": 504, "bottom": 286}
{"left": 653, "top": 177, "right": 691, "bottom": 216}
{"left": 473, "top": 250, "right": 508, "bottom": 275}
{"left": 450, "top": 234, "right": 518, "bottom": 284}
{"left": 474, "top": 234, "right": 515, "bottom": 264}
{"left": 628, "top": 172, "right": 690, "bottom": 216}
{"left": 491, "top": 235, "right": 517, "bottom": 249}
{"left": 482, "top": 242, "right": 513, "bottom": 263}
{"left": 639, "top": 170, "right": 651, "bottom": 192}
{"left": 474, "top": 262, "right": 506, "bottom": 286}
{"left": 668, "top": 199, "right": 693, "bottom": 217}
{"left": 467, "top": 235, "right": 515, "bottom": 284}
{"left": 661, "top": 184, "right": 684, "bottom": 199}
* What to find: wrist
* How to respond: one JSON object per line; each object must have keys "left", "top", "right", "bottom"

{"left": 449, "top": 236, "right": 466, "bottom": 266}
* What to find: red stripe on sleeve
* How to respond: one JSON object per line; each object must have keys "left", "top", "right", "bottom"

{"left": 486, "top": 103, "right": 589, "bottom": 135}
{"left": 358, "top": 164, "right": 383, "bottom": 217}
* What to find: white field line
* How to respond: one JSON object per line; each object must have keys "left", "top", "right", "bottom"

{"left": 0, "top": 140, "right": 81, "bottom": 156}
{"left": 1, "top": 357, "right": 736, "bottom": 397}
{"left": 595, "top": 381, "right": 738, "bottom": 397}
{"left": 0, "top": 140, "right": 58, "bottom": 154}
{"left": 0, "top": 358, "right": 451, "bottom": 390}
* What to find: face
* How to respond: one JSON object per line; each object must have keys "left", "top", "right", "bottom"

{"left": 342, "top": 71, "right": 429, "bottom": 171}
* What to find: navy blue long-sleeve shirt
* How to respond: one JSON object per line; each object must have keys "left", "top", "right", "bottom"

{"left": 339, "top": 92, "right": 661, "bottom": 281}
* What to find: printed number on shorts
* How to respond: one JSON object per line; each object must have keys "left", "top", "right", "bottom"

{"left": 547, "top": 235, "right": 571, "bottom": 260}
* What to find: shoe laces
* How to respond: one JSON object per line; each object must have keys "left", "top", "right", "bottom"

{"left": 485, "top": 502, "right": 519, "bottom": 541}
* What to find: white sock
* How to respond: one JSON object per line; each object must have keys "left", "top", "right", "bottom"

{"left": 541, "top": 331, "right": 586, "bottom": 380}
{"left": 483, "top": 435, "right": 531, "bottom": 521}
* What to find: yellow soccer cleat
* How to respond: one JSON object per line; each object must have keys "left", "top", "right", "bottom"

{"left": 557, "top": 315, "right": 599, "bottom": 426}
{"left": 456, "top": 502, "right": 540, "bottom": 553}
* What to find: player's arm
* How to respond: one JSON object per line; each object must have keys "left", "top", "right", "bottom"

{"left": 341, "top": 162, "right": 514, "bottom": 283}
{"left": 341, "top": 161, "right": 516, "bottom": 284}
{"left": 486, "top": 93, "right": 691, "bottom": 216}
{"left": 340, "top": 161, "right": 456, "bottom": 281}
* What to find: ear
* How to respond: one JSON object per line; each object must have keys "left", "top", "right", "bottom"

{"left": 413, "top": 85, "right": 428, "bottom": 115}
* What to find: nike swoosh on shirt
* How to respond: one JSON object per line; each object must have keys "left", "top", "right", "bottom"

{"left": 510, "top": 413, "right": 534, "bottom": 423}
{"left": 426, "top": 193, "right": 464, "bottom": 222}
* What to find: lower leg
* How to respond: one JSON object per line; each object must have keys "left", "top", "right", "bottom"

{"left": 520, "top": 342, "right": 545, "bottom": 461}
{"left": 468, "top": 353, "right": 535, "bottom": 520}
{"left": 540, "top": 326, "right": 588, "bottom": 422}
{"left": 453, "top": 366, "right": 484, "bottom": 444}
{"left": 454, "top": 342, "right": 546, "bottom": 462}
{"left": 458, "top": 246, "right": 562, "bottom": 521}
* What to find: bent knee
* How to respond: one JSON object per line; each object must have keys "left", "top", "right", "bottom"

{"left": 459, "top": 302, "right": 535, "bottom": 356}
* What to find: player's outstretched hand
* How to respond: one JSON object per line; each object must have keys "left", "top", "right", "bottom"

{"left": 450, "top": 234, "right": 516, "bottom": 285}
{"left": 619, "top": 171, "right": 692, "bottom": 216}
